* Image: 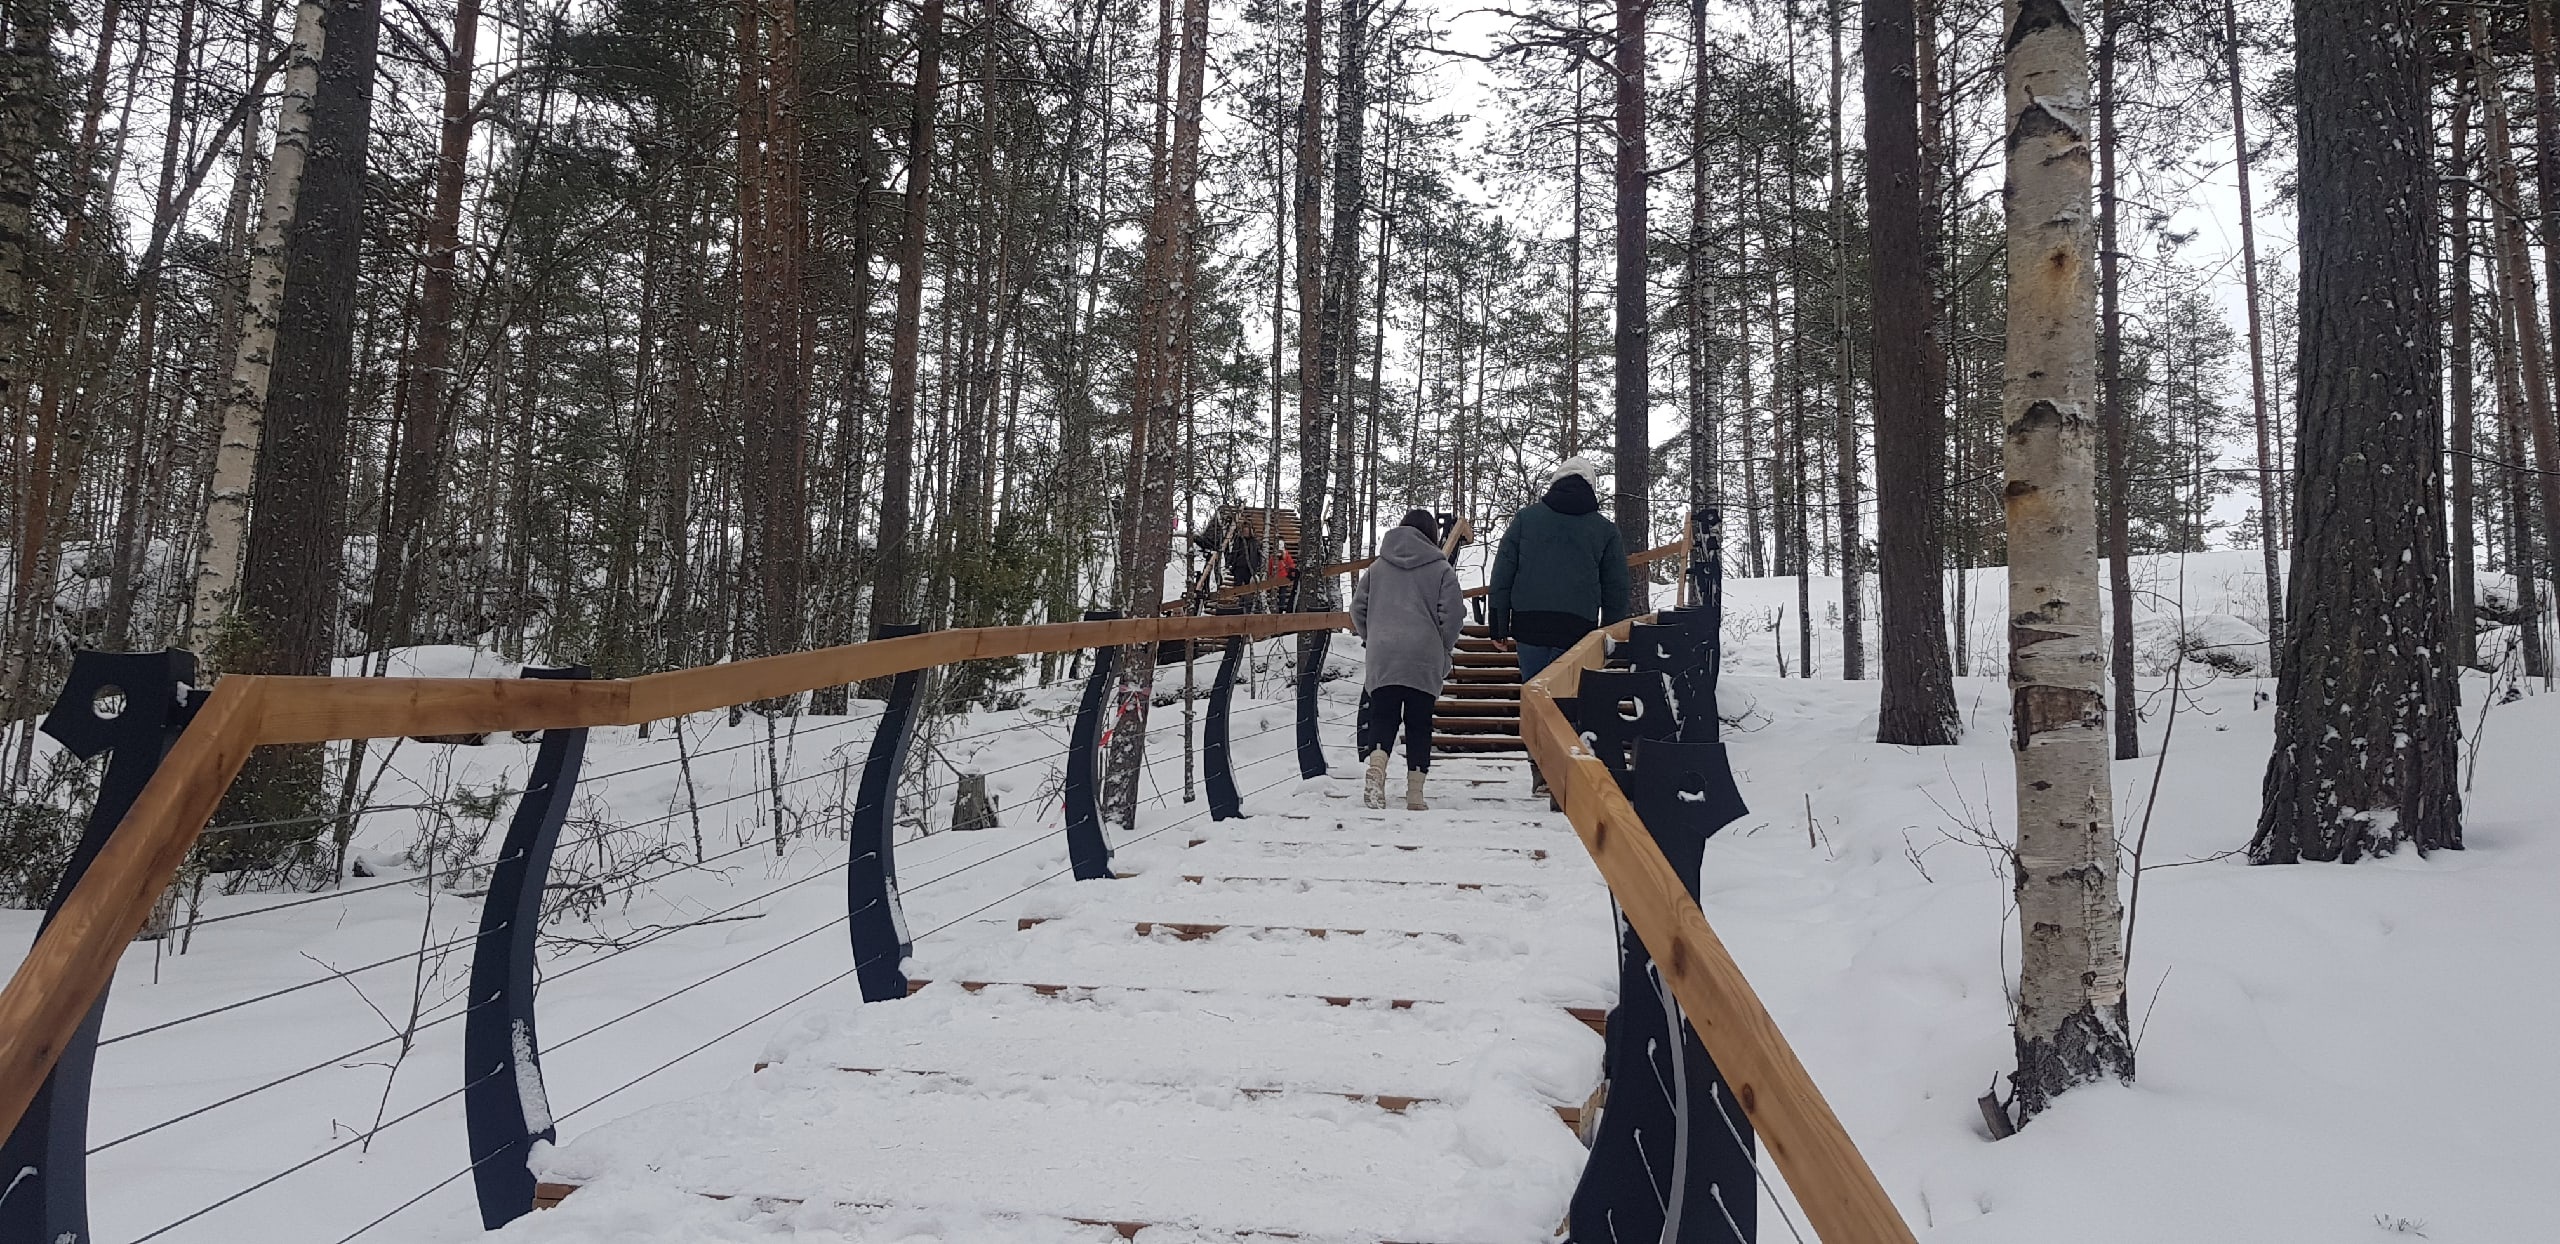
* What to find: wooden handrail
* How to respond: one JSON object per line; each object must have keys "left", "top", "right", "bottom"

{"left": 0, "top": 609, "right": 1351, "bottom": 1140}
{"left": 1169, "top": 532, "right": 1686, "bottom": 612}
{"left": 1521, "top": 621, "right": 1916, "bottom": 1242}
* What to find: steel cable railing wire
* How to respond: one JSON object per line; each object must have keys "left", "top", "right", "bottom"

{"left": 97, "top": 927, "right": 485, "bottom": 1046}
{"left": 106, "top": 651, "right": 1358, "bottom": 1238}
{"left": 91, "top": 709, "right": 1231, "bottom": 1153}
{"left": 104, "top": 694, "right": 1316, "bottom": 1054}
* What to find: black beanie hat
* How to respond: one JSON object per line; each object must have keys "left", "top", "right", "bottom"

{"left": 1400, "top": 509, "right": 1440, "bottom": 539}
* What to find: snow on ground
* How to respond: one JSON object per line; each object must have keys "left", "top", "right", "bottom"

{"left": 5, "top": 552, "right": 2556, "bottom": 1241}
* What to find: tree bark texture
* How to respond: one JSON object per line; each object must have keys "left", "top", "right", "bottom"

{"left": 1827, "top": 0, "right": 1862, "bottom": 677}
{"left": 222, "top": 0, "right": 381, "bottom": 847}
{"left": 2221, "top": 0, "right": 2282, "bottom": 659}
{"left": 2000, "top": 0, "right": 2133, "bottom": 1125}
{"left": 191, "top": 0, "right": 329, "bottom": 659}
{"left": 2253, "top": 0, "right": 2462, "bottom": 864}
{"left": 375, "top": 0, "right": 478, "bottom": 650}
{"left": 876, "top": 0, "right": 942, "bottom": 640}
{"left": 1317, "top": 0, "right": 1366, "bottom": 588}
{"left": 1293, "top": 0, "right": 1326, "bottom": 609}
{"left": 1866, "top": 0, "right": 1957, "bottom": 745}
{"left": 2448, "top": 63, "right": 2477, "bottom": 669}
{"left": 2095, "top": 0, "right": 2136, "bottom": 760}
{"left": 1613, "top": 0, "right": 1649, "bottom": 609}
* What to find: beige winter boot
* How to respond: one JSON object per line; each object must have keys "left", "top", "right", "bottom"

{"left": 1363, "top": 751, "right": 1391, "bottom": 809}
{"left": 1405, "top": 769, "right": 1428, "bottom": 812}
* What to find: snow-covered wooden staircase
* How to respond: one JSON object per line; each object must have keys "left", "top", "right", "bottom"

{"left": 1432, "top": 627, "right": 1526, "bottom": 756}
{"left": 527, "top": 760, "right": 1609, "bottom": 1240}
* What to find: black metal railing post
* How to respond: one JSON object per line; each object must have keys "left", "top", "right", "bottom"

{"left": 1566, "top": 543, "right": 1755, "bottom": 1244}
{"left": 1205, "top": 624, "right": 1244, "bottom": 821}
{"left": 1062, "top": 610, "right": 1121, "bottom": 881}
{"left": 0, "top": 650, "right": 200, "bottom": 1244}
{"left": 463, "top": 664, "right": 591, "bottom": 1230}
{"left": 1295, "top": 628, "right": 1330, "bottom": 779}
{"left": 848, "top": 623, "right": 925, "bottom": 1001}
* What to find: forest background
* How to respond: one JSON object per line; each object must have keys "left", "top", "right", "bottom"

{"left": 3, "top": 0, "right": 2550, "bottom": 888}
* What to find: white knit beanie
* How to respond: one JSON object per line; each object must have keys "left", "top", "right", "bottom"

{"left": 1549, "top": 456, "right": 1604, "bottom": 487}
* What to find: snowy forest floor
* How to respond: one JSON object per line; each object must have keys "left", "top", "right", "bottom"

{"left": 4, "top": 552, "right": 2554, "bottom": 1242}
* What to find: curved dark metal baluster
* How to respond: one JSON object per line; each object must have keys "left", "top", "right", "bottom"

{"left": 849, "top": 623, "right": 925, "bottom": 1000}
{"left": 1062, "top": 610, "right": 1120, "bottom": 880}
{"left": 464, "top": 665, "right": 590, "bottom": 1229}
{"left": 1204, "top": 630, "right": 1244, "bottom": 821}
{"left": 0, "top": 650, "right": 199, "bottom": 1244}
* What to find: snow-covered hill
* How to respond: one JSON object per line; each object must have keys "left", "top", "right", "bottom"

{"left": 4, "top": 553, "right": 2552, "bottom": 1241}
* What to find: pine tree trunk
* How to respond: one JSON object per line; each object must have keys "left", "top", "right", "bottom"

{"left": 376, "top": 0, "right": 479, "bottom": 651}
{"left": 876, "top": 0, "right": 941, "bottom": 647}
{"left": 1612, "top": 0, "right": 1649, "bottom": 611}
{"left": 1826, "top": 0, "right": 1859, "bottom": 676}
{"left": 2449, "top": 67, "right": 2479, "bottom": 669}
{"left": 2096, "top": 0, "right": 2137, "bottom": 761}
{"left": 190, "top": 0, "right": 329, "bottom": 660}
{"left": 2525, "top": 0, "right": 2560, "bottom": 612}
{"left": 1293, "top": 0, "right": 1326, "bottom": 608}
{"left": 1103, "top": 0, "right": 1207, "bottom": 832}
{"left": 1320, "top": 0, "right": 1365, "bottom": 583}
{"left": 2475, "top": 6, "right": 2560, "bottom": 668}
{"left": 2001, "top": 0, "right": 2133, "bottom": 1126}
{"left": 1685, "top": 0, "right": 1711, "bottom": 517}
{"left": 1867, "top": 0, "right": 1957, "bottom": 744}
{"left": 2254, "top": 0, "right": 2463, "bottom": 864}
{"left": 2222, "top": 0, "right": 2282, "bottom": 659}
{"left": 219, "top": 0, "right": 382, "bottom": 861}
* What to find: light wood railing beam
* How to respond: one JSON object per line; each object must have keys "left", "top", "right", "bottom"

{"left": 0, "top": 677, "right": 270, "bottom": 1144}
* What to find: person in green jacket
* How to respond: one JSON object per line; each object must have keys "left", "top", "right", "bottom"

{"left": 1488, "top": 456, "right": 1632, "bottom": 682}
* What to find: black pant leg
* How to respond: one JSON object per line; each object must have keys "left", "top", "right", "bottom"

{"left": 1396, "top": 687, "right": 1434, "bottom": 771}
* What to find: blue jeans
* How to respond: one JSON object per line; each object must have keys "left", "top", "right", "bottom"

{"left": 1517, "top": 643, "right": 1569, "bottom": 682}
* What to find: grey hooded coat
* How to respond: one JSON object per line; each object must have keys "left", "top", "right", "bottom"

{"left": 1351, "top": 525, "right": 1467, "bottom": 694}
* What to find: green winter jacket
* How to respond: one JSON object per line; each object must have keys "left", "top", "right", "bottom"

{"left": 1487, "top": 474, "right": 1632, "bottom": 646}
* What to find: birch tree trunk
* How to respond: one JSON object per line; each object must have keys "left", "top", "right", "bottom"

{"left": 190, "top": 0, "right": 329, "bottom": 660}
{"left": 1868, "top": 0, "right": 1957, "bottom": 745}
{"left": 2000, "top": 0, "right": 2133, "bottom": 1126}
{"left": 2253, "top": 0, "right": 2462, "bottom": 863}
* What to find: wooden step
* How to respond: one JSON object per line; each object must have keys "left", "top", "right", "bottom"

{"left": 1175, "top": 874, "right": 1554, "bottom": 893}
{"left": 1432, "top": 700, "right": 1522, "bottom": 717}
{"left": 1439, "top": 682, "right": 1521, "bottom": 699}
{"left": 784, "top": 1066, "right": 1590, "bottom": 1132}
{"left": 1442, "top": 666, "right": 1522, "bottom": 684}
{"left": 535, "top": 1184, "right": 1466, "bottom": 1241}
{"left": 1451, "top": 650, "right": 1516, "bottom": 668}
{"left": 1018, "top": 918, "right": 1478, "bottom": 939}
{"left": 1433, "top": 714, "right": 1521, "bottom": 732}
{"left": 1433, "top": 735, "right": 1527, "bottom": 751}
{"left": 907, "top": 978, "right": 1607, "bottom": 1034}
{"left": 1186, "top": 837, "right": 1549, "bottom": 859}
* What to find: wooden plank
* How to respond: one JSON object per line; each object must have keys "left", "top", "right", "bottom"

{"left": 246, "top": 612, "right": 1350, "bottom": 745}
{"left": 1521, "top": 622, "right": 1918, "bottom": 1243}
{"left": 1015, "top": 918, "right": 1461, "bottom": 941}
{"left": 908, "top": 979, "right": 1605, "bottom": 1033}
{"left": 785, "top": 1066, "right": 1583, "bottom": 1130}
{"left": 0, "top": 678, "right": 269, "bottom": 1139}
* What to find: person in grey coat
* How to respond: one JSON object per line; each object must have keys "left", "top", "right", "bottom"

{"left": 1351, "top": 509, "right": 1466, "bottom": 810}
